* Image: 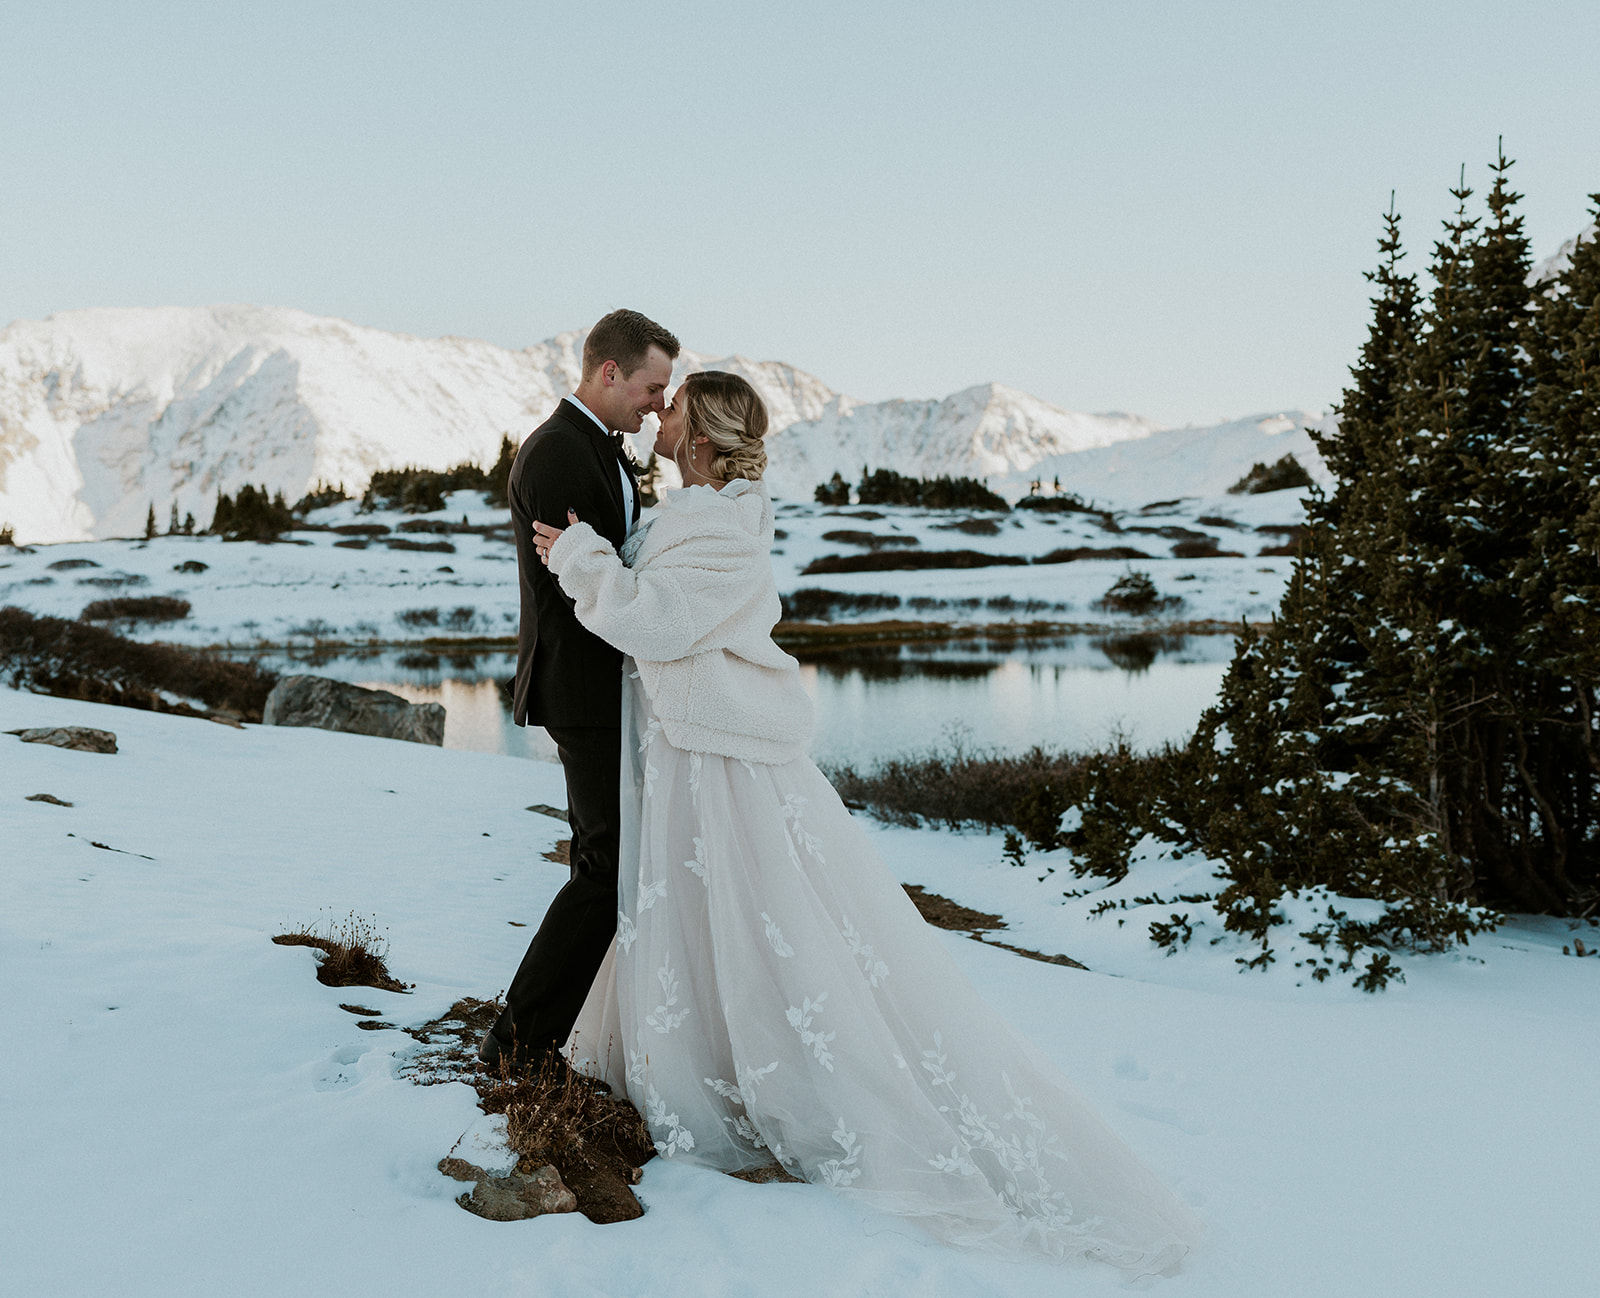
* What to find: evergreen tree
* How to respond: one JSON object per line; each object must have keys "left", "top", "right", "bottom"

{"left": 168, "top": 502, "right": 180, "bottom": 535}
{"left": 1172, "top": 166, "right": 1578, "bottom": 978}
{"left": 144, "top": 503, "right": 158, "bottom": 540}
{"left": 485, "top": 435, "right": 517, "bottom": 509}
{"left": 1512, "top": 194, "right": 1600, "bottom": 906}
{"left": 209, "top": 485, "right": 293, "bottom": 541}
{"left": 815, "top": 472, "right": 850, "bottom": 506}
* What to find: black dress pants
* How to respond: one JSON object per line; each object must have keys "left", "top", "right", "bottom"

{"left": 487, "top": 723, "right": 621, "bottom": 1067}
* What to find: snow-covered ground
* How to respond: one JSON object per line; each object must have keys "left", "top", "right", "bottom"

{"left": 5, "top": 688, "right": 1597, "bottom": 1296}
{"left": 0, "top": 488, "right": 1310, "bottom": 648}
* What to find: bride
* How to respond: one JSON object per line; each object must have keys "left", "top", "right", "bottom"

{"left": 529, "top": 371, "right": 1200, "bottom": 1272}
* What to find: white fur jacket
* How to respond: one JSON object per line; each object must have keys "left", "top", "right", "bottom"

{"left": 546, "top": 477, "right": 815, "bottom": 764}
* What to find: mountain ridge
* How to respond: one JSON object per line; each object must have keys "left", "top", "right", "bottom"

{"left": 2, "top": 303, "right": 1316, "bottom": 543}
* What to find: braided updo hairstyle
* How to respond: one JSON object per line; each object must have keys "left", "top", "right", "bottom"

{"left": 677, "top": 370, "right": 768, "bottom": 482}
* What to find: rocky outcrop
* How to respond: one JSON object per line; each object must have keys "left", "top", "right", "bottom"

{"left": 6, "top": 726, "right": 117, "bottom": 753}
{"left": 261, "top": 675, "right": 444, "bottom": 746}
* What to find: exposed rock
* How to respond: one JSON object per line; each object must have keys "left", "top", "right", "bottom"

{"left": 6, "top": 726, "right": 118, "bottom": 753}
{"left": 261, "top": 675, "right": 445, "bottom": 745}
{"left": 439, "top": 1157, "right": 578, "bottom": 1222}
{"left": 25, "top": 793, "right": 74, "bottom": 806}
{"left": 730, "top": 1162, "right": 805, "bottom": 1185}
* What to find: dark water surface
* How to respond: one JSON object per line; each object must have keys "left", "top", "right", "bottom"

{"left": 233, "top": 633, "right": 1235, "bottom": 768}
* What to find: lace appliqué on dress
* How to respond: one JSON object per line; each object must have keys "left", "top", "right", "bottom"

{"left": 786, "top": 993, "right": 836, "bottom": 1071}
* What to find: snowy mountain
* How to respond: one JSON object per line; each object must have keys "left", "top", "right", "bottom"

{"left": 1530, "top": 221, "right": 1597, "bottom": 285}
{"left": 1011, "top": 412, "right": 1334, "bottom": 505}
{"left": 0, "top": 304, "right": 1312, "bottom": 544}
{"left": 761, "top": 384, "right": 1157, "bottom": 503}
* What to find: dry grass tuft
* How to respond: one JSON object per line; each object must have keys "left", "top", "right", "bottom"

{"left": 478, "top": 1049, "right": 655, "bottom": 1223}
{"left": 272, "top": 911, "right": 410, "bottom": 992}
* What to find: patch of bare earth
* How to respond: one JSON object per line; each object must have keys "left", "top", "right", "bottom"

{"left": 402, "top": 998, "right": 655, "bottom": 1224}
{"left": 903, "top": 884, "right": 1087, "bottom": 970}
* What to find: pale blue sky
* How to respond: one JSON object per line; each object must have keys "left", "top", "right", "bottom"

{"left": 3, "top": 0, "right": 1596, "bottom": 425}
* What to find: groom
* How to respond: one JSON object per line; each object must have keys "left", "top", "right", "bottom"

{"left": 480, "top": 308, "right": 680, "bottom": 1072}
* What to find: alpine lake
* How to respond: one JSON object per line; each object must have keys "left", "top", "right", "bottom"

{"left": 231, "top": 631, "right": 1237, "bottom": 770}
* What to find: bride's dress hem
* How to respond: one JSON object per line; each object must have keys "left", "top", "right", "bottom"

{"left": 565, "top": 664, "right": 1202, "bottom": 1274}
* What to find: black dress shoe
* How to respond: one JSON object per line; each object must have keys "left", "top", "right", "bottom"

{"left": 477, "top": 1029, "right": 558, "bottom": 1076}
{"left": 477, "top": 1029, "right": 511, "bottom": 1068}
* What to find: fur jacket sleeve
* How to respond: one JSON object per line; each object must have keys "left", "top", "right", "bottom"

{"left": 546, "top": 478, "right": 815, "bottom": 764}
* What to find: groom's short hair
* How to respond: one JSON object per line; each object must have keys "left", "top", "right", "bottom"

{"left": 583, "top": 309, "right": 681, "bottom": 379}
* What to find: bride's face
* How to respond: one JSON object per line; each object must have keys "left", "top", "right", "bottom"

{"left": 655, "top": 386, "right": 687, "bottom": 460}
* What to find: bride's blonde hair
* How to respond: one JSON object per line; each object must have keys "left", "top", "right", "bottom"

{"left": 677, "top": 371, "right": 768, "bottom": 482}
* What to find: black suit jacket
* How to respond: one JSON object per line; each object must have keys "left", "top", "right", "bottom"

{"left": 509, "top": 399, "right": 641, "bottom": 728}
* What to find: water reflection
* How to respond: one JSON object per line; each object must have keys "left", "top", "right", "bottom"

{"left": 228, "top": 632, "right": 1235, "bottom": 768}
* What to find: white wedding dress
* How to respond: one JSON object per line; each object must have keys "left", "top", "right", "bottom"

{"left": 566, "top": 668, "right": 1201, "bottom": 1272}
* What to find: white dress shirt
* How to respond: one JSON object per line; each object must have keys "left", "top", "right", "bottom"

{"left": 567, "top": 393, "right": 638, "bottom": 537}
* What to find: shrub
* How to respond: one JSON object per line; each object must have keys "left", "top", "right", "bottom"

{"left": 173, "top": 560, "right": 209, "bottom": 574}
{"left": 1255, "top": 525, "right": 1308, "bottom": 558}
{"left": 77, "top": 573, "right": 148, "bottom": 589}
{"left": 1171, "top": 538, "right": 1243, "bottom": 559}
{"left": 364, "top": 452, "right": 505, "bottom": 514}
{"left": 814, "top": 472, "right": 851, "bottom": 506}
{"left": 0, "top": 524, "right": 13, "bottom": 547}
{"left": 780, "top": 589, "right": 902, "bottom": 621}
{"left": 398, "top": 607, "right": 441, "bottom": 628}
{"left": 444, "top": 606, "right": 476, "bottom": 631}
{"left": 79, "top": 595, "right": 191, "bottom": 623}
{"left": 385, "top": 538, "right": 456, "bottom": 554}
{"left": 1228, "top": 453, "right": 1315, "bottom": 495}
{"left": 287, "top": 618, "right": 336, "bottom": 639}
{"left": 293, "top": 480, "right": 350, "bottom": 513}
{"left": 1015, "top": 494, "right": 1120, "bottom": 530}
{"left": 819, "top": 530, "right": 919, "bottom": 549}
{"left": 936, "top": 517, "right": 1002, "bottom": 536}
{"left": 801, "top": 549, "right": 1026, "bottom": 575}
{"left": 856, "top": 468, "right": 1010, "bottom": 511}
{"left": 824, "top": 736, "right": 1188, "bottom": 883}
{"left": 0, "top": 606, "right": 277, "bottom": 720}
{"left": 1034, "top": 546, "right": 1151, "bottom": 564}
{"left": 1092, "top": 572, "right": 1183, "bottom": 615}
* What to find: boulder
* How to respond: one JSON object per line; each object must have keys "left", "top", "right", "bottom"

{"left": 439, "top": 1157, "right": 578, "bottom": 1222}
{"left": 261, "top": 675, "right": 445, "bottom": 746}
{"left": 6, "top": 726, "right": 118, "bottom": 753}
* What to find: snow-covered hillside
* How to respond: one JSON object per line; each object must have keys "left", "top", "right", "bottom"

{"left": 1012, "top": 412, "right": 1335, "bottom": 505}
{"left": 0, "top": 305, "right": 1309, "bottom": 545}
{"left": 0, "top": 306, "right": 849, "bottom": 545}
{"left": 762, "top": 383, "right": 1158, "bottom": 503}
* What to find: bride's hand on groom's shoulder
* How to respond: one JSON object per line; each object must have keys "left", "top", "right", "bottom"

{"left": 532, "top": 509, "right": 579, "bottom": 565}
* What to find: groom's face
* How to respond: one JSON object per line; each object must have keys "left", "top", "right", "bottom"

{"left": 597, "top": 345, "right": 674, "bottom": 434}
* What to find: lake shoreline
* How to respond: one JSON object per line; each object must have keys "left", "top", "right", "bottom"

{"left": 199, "top": 618, "right": 1260, "bottom": 657}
